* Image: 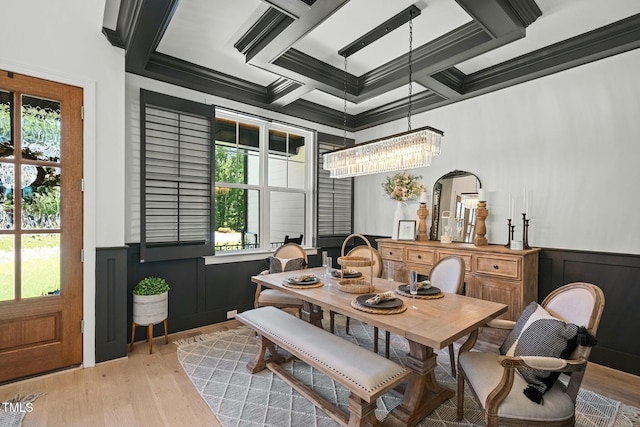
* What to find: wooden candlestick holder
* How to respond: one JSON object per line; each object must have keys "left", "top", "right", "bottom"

{"left": 473, "top": 201, "right": 489, "bottom": 246}
{"left": 416, "top": 203, "right": 429, "bottom": 241}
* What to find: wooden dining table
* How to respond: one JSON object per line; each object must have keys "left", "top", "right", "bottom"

{"left": 252, "top": 267, "right": 507, "bottom": 426}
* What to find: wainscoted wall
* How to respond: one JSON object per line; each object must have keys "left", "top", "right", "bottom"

{"left": 95, "top": 247, "right": 129, "bottom": 363}
{"left": 539, "top": 248, "right": 640, "bottom": 375}
{"left": 95, "top": 240, "right": 640, "bottom": 375}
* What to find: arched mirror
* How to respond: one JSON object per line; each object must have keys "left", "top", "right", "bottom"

{"left": 430, "top": 170, "right": 482, "bottom": 243}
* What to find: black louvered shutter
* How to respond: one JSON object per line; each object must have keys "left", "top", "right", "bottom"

{"left": 140, "top": 90, "right": 215, "bottom": 262}
{"left": 317, "top": 135, "right": 353, "bottom": 239}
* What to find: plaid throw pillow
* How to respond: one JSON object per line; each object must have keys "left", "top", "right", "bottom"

{"left": 499, "top": 301, "right": 597, "bottom": 404}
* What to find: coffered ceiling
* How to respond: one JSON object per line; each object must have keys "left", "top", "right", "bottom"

{"left": 103, "top": 0, "right": 640, "bottom": 131}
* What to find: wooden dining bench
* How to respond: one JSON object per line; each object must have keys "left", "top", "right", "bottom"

{"left": 237, "top": 306, "right": 411, "bottom": 427}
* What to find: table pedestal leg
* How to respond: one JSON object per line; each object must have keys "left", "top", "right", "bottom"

{"left": 300, "top": 301, "right": 323, "bottom": 328}
{"left": 386, "top": 341, "right": 455, "bottom": 426}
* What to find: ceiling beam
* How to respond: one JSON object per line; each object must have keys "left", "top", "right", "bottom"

{"left": 125, "top": 0, "right": 180, "bottom": 73}
{"left": 236, "top": 0, "right": 536, "bottom": 109}
{"left": 233, "top": 8, "right": 295, "bottom": 63}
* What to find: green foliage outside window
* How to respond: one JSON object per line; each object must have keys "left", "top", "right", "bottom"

{"left": 0, "top": 104, "right": 62, "bottom": 229}
{"left": 214, "top": 145, "right": 246, "bottom": 232}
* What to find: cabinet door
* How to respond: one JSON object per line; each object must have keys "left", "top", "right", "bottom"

{"left": 469, "top": 276, "right": 521, "bottom": 321}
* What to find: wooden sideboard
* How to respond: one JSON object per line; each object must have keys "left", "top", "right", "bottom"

{"left": 376, "top": 239, "right": 541, "bottom": 324}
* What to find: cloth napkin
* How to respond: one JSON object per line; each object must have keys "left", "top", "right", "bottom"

{"left": 417, "top": 280, "right": 431, "bottom": 289}
{"left": 291, "top": 274, "right": 316, "bottom": 282}
{"left": 365, "top": 291, "right": 396, "bottom": 305}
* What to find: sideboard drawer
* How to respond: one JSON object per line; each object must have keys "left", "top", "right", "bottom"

{"left": 378, "top": 244, "right": 403, "bottom": 261}
{"left": 437, "top": 250, "right": 472, "bottom": 272}
{"left": 475, "top": 256, "right": 520, "bottom": 280}
{"left": 406, "top": 248, "right": 435, "bottom": 265}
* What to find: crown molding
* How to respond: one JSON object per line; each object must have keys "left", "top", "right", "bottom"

{"left": 462, "top": 12, "right": 640, "bottom": 93}
{"left": 503, "top": 0, "right": 543, "bottom": 27}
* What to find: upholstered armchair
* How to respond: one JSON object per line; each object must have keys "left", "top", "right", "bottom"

{"left": 457, "top": 282, "right": 605, "bottom": 427}
{"left": 254, "top": 243, "right": 307, "bottom": 313}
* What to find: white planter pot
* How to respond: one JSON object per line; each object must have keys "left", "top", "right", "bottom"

{"left": 133, "top": 291, "right": 168, "bottom": 325}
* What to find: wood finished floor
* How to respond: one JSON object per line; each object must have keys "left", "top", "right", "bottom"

{"left": 1, "top": 319, "right": 639, "bottom": 427}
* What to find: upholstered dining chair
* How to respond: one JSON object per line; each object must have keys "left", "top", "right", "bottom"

{"left": 329, "top": 246, "right": 384, "bottom": 351}
{"left": 428, "top": 255, "right": 465, "bottom": 376}
{"left": 369, "top": 255, "right": 465, "bottom": 360}
{"left": 457, "top": 282, "right": 605, "bottom": 427}
{"left": 254, "top": 243, "right": 307, "bottom": 314}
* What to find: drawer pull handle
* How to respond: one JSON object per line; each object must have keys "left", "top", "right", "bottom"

{"left": 389, "top": 251, "right": 393, "bottom": 255}
{"left": 493, "top": 265, "right": 499, "bottom": 269}
{"left": 417, "top": 255, "right": 422, "bottom": 259}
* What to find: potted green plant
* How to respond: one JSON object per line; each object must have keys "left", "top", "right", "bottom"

{"left": 132, "top": 276, "right": 170, "bottom": 326}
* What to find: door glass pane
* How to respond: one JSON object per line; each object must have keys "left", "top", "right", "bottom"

{"left": 21, "top": 234, "right": 60, "bottom": 298}
{"left": 214, "top": 187, "right": 260, "bottom": 251}
{"left": 270, "top": 191, "right": 305, "bottom": 247}
{"left": 22, "top": 166, "right": 61, "bottom": 230}
{"left": 21, "top": 95, "right": 61, "bottom": 162}
{"left": 0, "top": 91, "right": 12, "bottom": 159}
{"left": 0, "top": 163, "right": 14, "bottom": 229}
{"left": 0, "top": 235, "right": 14, "bottom": 301}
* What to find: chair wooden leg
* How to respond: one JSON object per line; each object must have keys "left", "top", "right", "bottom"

{"left": 345, "top": 316, "right": 350, "bottom": 334}
{"left": 373, "top": 327, "right": 379, "bottom": 353}
{"left": 148, "top": 323, "right": 153, "bottom": 354}
{"left": 163, "top": 318, "right": 169, "bottom": 344}
{"left": 449, "top": 343, "right": 456, "bottom": 378}
{"left": 129, "top": 322, "right": 136, "bottom": 352}
{"left": 457, "top": 368, "right": 465, "bottom": 419}
{"left": 385, "top": 331, "right": 390, "bottom": 359}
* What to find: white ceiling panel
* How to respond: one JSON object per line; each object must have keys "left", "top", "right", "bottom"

{"left": 157, "top": 0, "right": 280, "bottom": 86}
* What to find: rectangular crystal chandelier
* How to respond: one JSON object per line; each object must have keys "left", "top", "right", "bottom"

{"left": 322, "top": 125, "right": 443, "bottom": 179}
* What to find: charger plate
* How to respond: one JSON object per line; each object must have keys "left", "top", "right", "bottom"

{"left": 331, "top": 270, "right": 363, "bottom": 279}
{"left": 286, "top": 276, "right": 320, "bottom": 285}
{"left": 283, "top": 281, "right": 324, "bottom": 289}
{"left": 396, "top": 285, "right": 444, "bottom": 300}
{"left": 351, "top": 297, "right": 407, "bottom": 314}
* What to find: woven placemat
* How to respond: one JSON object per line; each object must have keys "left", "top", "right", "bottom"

{"left": 282, "top": 281, "right": 324, "bottom": 289}
{"left": 351, "top": 298, "right": 407, "bottom": 314}
{"left": 395, "top": 288, "right": 445, "bottom": 299}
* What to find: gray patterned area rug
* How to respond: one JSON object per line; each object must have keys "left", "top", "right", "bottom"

{"left": 176, "top": 319, "right": 638, "bottom": 427}
{"left": 0, "top": 394, "right": 45, "bottom": 427}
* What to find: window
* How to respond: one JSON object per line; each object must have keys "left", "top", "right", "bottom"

{"left": 140, "top": 91, "right": 314, "bottom": 259}
{"left": 213, "top": 111, "right": 313, "bottom": 252}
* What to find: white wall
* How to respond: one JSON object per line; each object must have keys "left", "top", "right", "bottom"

{"left": 354, "top": 49, "right": 640, "bottom": 255}
{"left": 0, "top": 0, "right": 126, "bottom": 367}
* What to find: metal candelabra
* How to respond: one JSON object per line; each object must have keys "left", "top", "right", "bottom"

{"left": 522, "top": 213, "right": 531, "bottom": 249}
{"left": 504, "top": 219, "right": 514, "bottom": 248}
